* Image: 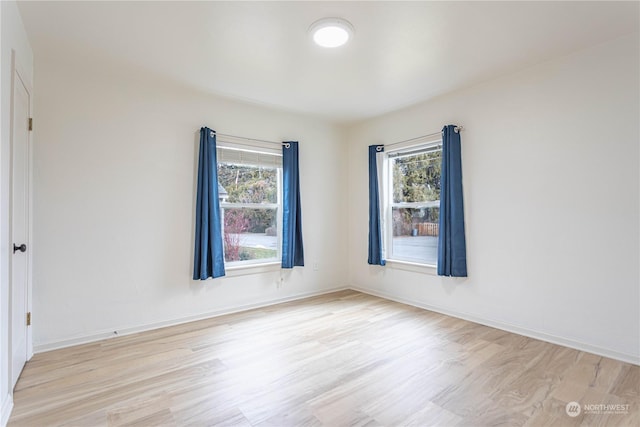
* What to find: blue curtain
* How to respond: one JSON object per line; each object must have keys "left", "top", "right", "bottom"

{"left": 193, "top": 127, "right": 226, "bottom": 280}
{"left": 438, "top": 125, "right": 467, "bottom": 277}
{"left": 282, "top": 141, "right": 304, "bottom": 268}
{"left": 368, "top": 145, "right": 386, "bottom": 266}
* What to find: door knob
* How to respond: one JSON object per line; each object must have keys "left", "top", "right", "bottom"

{"left": 13, "top": 243, "right": 26, "bottom": 253}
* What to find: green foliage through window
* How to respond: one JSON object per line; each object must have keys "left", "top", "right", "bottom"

{"left": 217, "top": 164, "right": 277, "bottom": 204}
{"left": 392, "top": 151, "right": 441, "bottom": 203}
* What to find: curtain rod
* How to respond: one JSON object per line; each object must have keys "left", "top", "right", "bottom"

{"left": 214, "top": 131, "right": 289, "bottom": 147}
{"left": 381, "top": 125, "right": 463, "bottom": 150}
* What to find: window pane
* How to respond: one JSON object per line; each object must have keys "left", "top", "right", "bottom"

{"left": 392, "top": 151, "right": 441, "bottom": 203}
{"left": 222, "top": 208, "right": 278, "bottom": 262}
{"left": 391, "top": 207, "right": 439, "bottom": 265}
{"left": 217, "top": 163, "right": 278, "bottom": 204}
{"left": 389, "top": 146, "right": 441, "bottom": 265}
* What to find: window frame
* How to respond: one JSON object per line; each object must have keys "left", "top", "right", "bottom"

{"left": 217, "top": 142, "right": 283, "bottom": 268}
{"left": 382, "top": 137, "right": 442, "bottom": 267}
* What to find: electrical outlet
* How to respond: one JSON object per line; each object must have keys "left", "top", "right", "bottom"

{"left": 313, "top": 261, "right": 319, "bottom": 271}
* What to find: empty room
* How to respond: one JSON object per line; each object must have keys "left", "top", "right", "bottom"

{"left": 1, "top": 1, "right": 639, "bottom": 426}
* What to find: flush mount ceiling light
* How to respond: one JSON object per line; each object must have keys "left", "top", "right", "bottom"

{"left": 309, "top": 17, "right": 354, "bottom": 48}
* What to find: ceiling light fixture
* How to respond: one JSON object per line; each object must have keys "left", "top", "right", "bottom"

{"left": 309, "top": 18, "right": 354, "bottom": 48}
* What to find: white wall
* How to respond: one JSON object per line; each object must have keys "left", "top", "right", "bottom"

{"left": 32, "top": 55, "right": 348, "bottom": 350}
{"left": 1, "top": 1, "right": 33, "bottom": 425}
{"left": 347, "top": 34, "right": 640, "bottom": 364}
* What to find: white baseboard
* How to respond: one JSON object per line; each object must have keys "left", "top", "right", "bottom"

{"left": 1, "top": 394, "right": 13, "bottom": 427}
{"left": 349, "top": 285, "right": 640, "bottom": 366}
{"left": 34, "top": 286, "right": 349, "bottom": 353}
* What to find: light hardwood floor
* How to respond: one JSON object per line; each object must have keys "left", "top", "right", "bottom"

{"left": 8, "top": 290, "right": 639, "bottom": 426}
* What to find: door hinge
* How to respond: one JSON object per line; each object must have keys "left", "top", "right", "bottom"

{"left": 28, "top": 118, "right": 33, "bottom": 131}
{"left": 27, "top": 312, "right": 31, "bottom": 326}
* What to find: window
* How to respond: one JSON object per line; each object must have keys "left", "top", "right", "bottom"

{"left": 383, "top": 140, "right": 442, "bottom": 266}
{"left": 217, "top": 144, "right": 282, "bottom": 266}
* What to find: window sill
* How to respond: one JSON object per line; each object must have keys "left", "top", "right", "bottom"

{"left": 385, "top": 259, "right": 437, "bottom": 275}
{"left": 225, "top": 261, "right": 281, "bottom": 277}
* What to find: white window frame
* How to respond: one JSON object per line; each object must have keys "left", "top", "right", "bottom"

{"left": 382, "top": 137, "right": 442, "bottom": 267}
{"left": 217, "top": 142, "right": 283, "bottom": 268}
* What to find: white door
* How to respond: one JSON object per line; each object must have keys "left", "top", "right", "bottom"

{"left": 11, "top": 67, "right": 30, "bottom": 389}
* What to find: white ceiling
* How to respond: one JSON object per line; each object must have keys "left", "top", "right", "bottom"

{"left": 17, "top": 1, "right": 640, "bottom": 123}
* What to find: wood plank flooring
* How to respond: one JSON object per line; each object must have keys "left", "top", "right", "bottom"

{"left": 8, "top": 290, "right": 639, "bottom": 426}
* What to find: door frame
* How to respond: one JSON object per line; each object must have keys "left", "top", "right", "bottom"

{"left": 8, "top": 48, "right": 34, "bottom": 389}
